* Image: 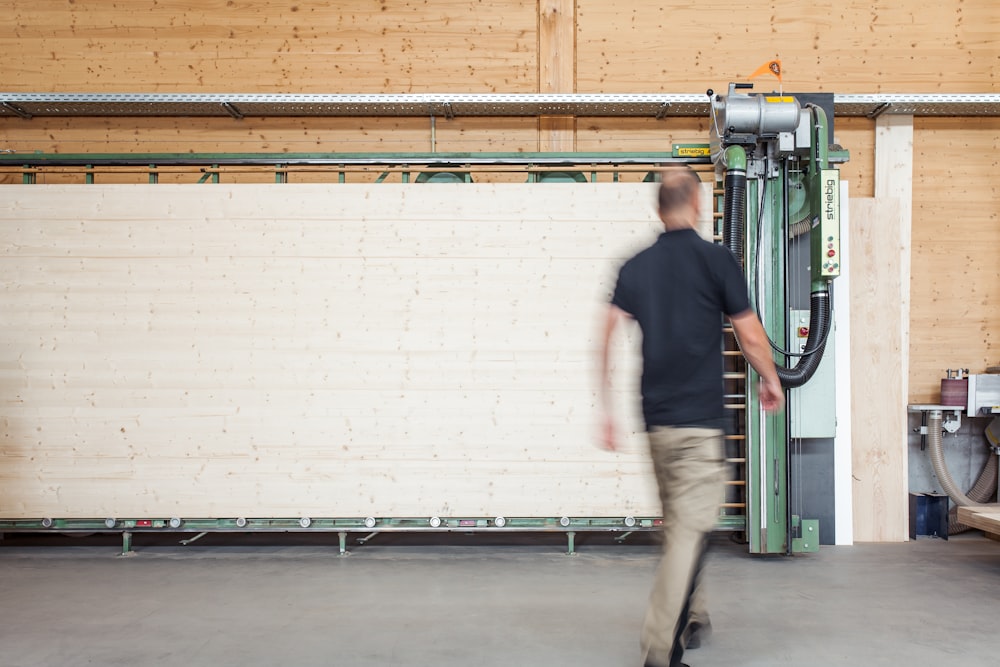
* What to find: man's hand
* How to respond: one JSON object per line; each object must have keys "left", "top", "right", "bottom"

{"left": 600, "top": 414, "right": 620, "bottom": 452}
{"left": 729, "top": 310, "right": 785, "bottom": 414}
{"left": 759, "top": 376, "right": 785, "bottom": 413}
{"left": 597, "top": 305, "right": 629, "bottom": 452}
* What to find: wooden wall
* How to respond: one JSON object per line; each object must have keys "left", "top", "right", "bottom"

{"left": 0, "top": 0, "right": 983, "bottom": 200}
{"left": 910, "top": 117, "right": 1000, "bottom": 401}
{"left": 5, "top": 1, "right": 995, "bottom": 94}
{"left": 0, "top": 184, "right": 664, "bottom": 519}
{"left": 1, "top": 0, "right": 998, "bottom": 536}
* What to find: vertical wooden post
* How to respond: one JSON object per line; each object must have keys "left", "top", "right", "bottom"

{"left": 873, "top": 115, "right": 914, "bottom": 542}
{"left": 538, "top": 0, "right": 576, "bottom": 152}
{"left": 874, "top": 114, "right": 914, "bottom": 406}
{"left": 849, "top": 197, "right": 908, "bottom": 542}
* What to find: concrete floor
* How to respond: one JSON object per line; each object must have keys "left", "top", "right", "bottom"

{"left": 1, "top": 531, "right": 998, "bottom": 667}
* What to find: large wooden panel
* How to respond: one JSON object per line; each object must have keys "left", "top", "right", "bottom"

{"left": 0, "top": 184, "right": 666, "bottom": 519}
{"left": 2, "top": 1, "right": 537, "bottom": 93}
{"left": 576, "top": 0, "right": 999, "bottom": 93}
{"left": 910, "top": 117, "right": 1000, "bottom": 402}
{"left": 850, "top": 198, "right": 909, "bottom": 542}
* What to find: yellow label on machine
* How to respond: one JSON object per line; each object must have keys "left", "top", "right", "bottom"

{"left": 764, "top": 96, "right": 795, "bottom": 103}
{"left": 673, "top": 145, "right": 711, "bottom": 157}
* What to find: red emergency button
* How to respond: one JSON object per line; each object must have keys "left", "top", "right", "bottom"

{"left": 827, "top": 249, "right": 836, "bottom": 257}
{"left": 798, "top": 326, "right": 809, "bottom": 337}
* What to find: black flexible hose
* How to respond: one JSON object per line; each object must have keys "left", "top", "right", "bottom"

{"left": 777, "top": 290, "right": 830, "bottom": 388}
{"left": 723, "top": 169, "right": 746, "bottom": 263}
{"left": 721, "top": 161, "right": 830, "bottom": 388}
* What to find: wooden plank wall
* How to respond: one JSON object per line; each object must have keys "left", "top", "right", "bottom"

{"left": 3, "top": 1, "right": 539, "bottom": 94}
{"left": 5, "top": 1, "right": 994, "bottom": 94}
{"left": 574, "top": 1, "right": 998, "bottom": 93}
{"left": 0, "top": 184, "right": 664, "bottom": 519}
{"left": 909, "top": 117, "right": 1000, "bottom": 402}
{"left": 2, "top": 1, "right": 993, "bottom": 159}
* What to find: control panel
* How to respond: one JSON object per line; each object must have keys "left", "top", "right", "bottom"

{"left": 813, "top": 168, "right": 841, "bottom": 279}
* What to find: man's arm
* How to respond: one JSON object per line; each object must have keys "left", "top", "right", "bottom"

{"left": 728, "top": 309, "right": 785, "bottom": 413}
{"left": 598, "top": 304, "right": 630, "bottom": 450}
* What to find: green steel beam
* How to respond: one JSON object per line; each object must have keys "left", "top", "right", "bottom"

{"left": 0, "top": 515, "right": 745, "bottom": 534}
{"left": 745, "top": 173, "right": 791, "bottom": 555}
{"left": 0, "top": 151, "right": 706, "bottom": 167}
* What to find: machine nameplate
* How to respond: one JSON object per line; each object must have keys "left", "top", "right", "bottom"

{"left": 672, "top": 144, "right": 711, "bottom": 157}
{"left": 819, "top": 169, "right": 841, "bottom": 278}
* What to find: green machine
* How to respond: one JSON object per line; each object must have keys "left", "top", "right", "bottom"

{"left": 709, "top": 83, "right": 845, "bottom": 555}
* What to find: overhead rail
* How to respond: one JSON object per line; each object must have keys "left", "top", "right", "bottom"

{"left": 1, "top": 93, "right": 999, "bottom": 119}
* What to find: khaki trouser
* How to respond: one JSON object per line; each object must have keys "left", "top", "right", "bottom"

{"left": 640, "top": 426, "right": 726, "bottom": 667}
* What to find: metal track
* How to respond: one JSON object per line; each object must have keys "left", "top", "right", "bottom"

{"left": 0, "top": 515, "right": 746, "bottom": 555}
{"left": 1, "top": 93, "right": 999, "bottom": 119}
{"left": 0, "top": 515, "right": 746, "bottom": 536}
{"left": 0, "top": 151, "right": 704, "bottom": 167}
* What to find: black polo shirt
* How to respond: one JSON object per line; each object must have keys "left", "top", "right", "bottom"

{"left": 611, "top": 228, "right": 751, "bottom": 429}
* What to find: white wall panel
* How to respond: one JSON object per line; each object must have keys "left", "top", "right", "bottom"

{"left": 0, "top": 184, "right": 665, "bottom": 519}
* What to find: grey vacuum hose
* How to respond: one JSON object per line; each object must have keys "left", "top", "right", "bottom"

{"left": 927, "top": 411, "right": 990, "bottom": 508}
{"left": 962, "top": 453, "right": 999, "bottom": 504}
{"left": 949, "top": 454, "right": 999, "bottom": 534}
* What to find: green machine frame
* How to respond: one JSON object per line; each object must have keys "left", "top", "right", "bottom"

{"left": 711, "top": 83, "right": 847, "bottom": 554}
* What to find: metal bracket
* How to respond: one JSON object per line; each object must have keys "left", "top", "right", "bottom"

{"left": 866, "top": 102, "right": 891, "bottom": 120}
{"left": 221, "top": 102, "right": 244, "bottom": 120}
{"left": 791, "top": 518, "right": 819, "bottom": 553}
{"left": 942, "top": 409, "right": 962, "bottom": 434}
{"left": 120, "top": 531, "right": 135, "bottom": 557}
{"left": 1, "top": 102, "right": 32, "bottom": 119}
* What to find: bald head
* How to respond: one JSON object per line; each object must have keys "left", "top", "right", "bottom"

{"left": 657, "top": 167, "right": 702, "bottom": 230}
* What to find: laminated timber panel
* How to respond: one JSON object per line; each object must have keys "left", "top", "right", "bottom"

{"left": 850, "top": 197, "right": 909, "bottom": 542}
{"left": 3, "top": 1, "right": 537, "bottom": 93}
{"left": 908, "top": 117, "right": 1000, "bottom": 402}
{"left": 956, "top": 505, "right": 1000, "bottom": 540}
{"left": 0, "top": 183, "right": 662, "bottom": 519}
{"left": 575, "top": 0, "right": 999, "bottom": 94}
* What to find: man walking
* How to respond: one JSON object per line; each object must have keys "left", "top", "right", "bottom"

{"left": 598, "top": 167, "right": 784, "bottom": 667}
